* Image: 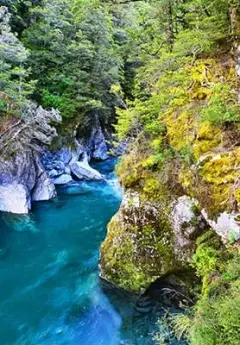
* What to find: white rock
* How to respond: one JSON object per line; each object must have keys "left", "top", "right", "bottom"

{"left": 70, "top": 158, "right": 103, "bottom": 181}
{"left": 202, "top": 210, "right": 240, "bottom": 243}
{"left": 49, "top": 169, "right": 60, "bottom": 178}
{"left": 122, "top": 190, "right": 140, "bottom": 208}
{"left": 53, "top": 174, "right": 73, "bottom": 185}
{"left": 236, "top": 45, "right": 240, "bottom": 77}
{"left": 171, "top": 196, "right": 205, "bottom": 262}
{"left": 0, "top": 183, "right": 30, "bottom": 214}
{"left": 32, "top": 172, "right": 57, "bottom": 201}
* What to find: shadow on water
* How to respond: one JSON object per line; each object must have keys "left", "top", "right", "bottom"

{"left": 0, "top": 159, "right": 185, "bottom": 345}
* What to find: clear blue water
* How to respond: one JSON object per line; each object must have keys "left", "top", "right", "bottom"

{"left": 0, "top": 160, "right": 177, "bottom": 345}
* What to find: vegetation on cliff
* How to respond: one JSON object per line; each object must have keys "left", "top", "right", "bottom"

{"left": 102, "top": 0, "right": 240, "bottom": 344}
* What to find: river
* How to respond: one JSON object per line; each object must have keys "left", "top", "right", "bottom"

{"left": 0, "top": 160, "right": 179, "bottom": 345}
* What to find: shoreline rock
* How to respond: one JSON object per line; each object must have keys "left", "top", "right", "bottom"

{"left": 0, "top": 122, "right": 122, "bottom": 214}
{"left": 0, "top": 183, "right": 31, "bottom": 214}
{"left": 0, "top": 151, "right": 56, "bottom": 214}
{"left": 100, "top": 191, "right": 205, "bottom": 293}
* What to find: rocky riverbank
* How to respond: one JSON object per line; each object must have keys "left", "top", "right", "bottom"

{"left": 0, "top": 122, "right": 122, "bottom": 214}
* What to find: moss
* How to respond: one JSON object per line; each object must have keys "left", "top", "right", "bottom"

{"left": 193, "top": 121, "right": 222, "bottom": 159}
{"left": 179, "top": 147, "right": 240, "bottom": 216}
{"left": 197, "top": 148, "right": 240, "bottom": 214}
{"left": 116, "top": 151, "right": 142, "bottom": 188}
{"left": 100, "top": 194, "right": 183, "bottom": 293}
{"left": 164, "top": 110, "right": 196, "bottom": 152}
{"left": 109, "top": 56, "right": 240, "bottom": 294}
{"left": 233, "top": 187, "right": 240, "bottom": 203}
{"left": 200, "top": 149, "right": 240, "bottom": 184}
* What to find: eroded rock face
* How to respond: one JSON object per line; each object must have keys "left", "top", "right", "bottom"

{"left": 42, "top": 148, "right": 74, "bottom": 176}
{"left": 0, "top": 183, "right": 31, "bottom": 214}
{"left": 100, "top": 191, "right": 203, "bottom": 293}
{"left": 89, "top": 126, "right": 109, "bottom": 161}
{"left": 0, "top": 151, "right": 56, "bottom": 214}
{"left": 32, "top": 171, "right": 57, "bottom": 201}
{"left": 42, "top": 141, "right": 105, "bottom": 183}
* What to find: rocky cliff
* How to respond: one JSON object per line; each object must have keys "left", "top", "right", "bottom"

{"left": 0, "top": 117, "right": 112, "bottom": 214}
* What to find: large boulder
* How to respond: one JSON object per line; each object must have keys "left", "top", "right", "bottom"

{"left": 100, "top": 192, "right": 206, "bottom": 293}
{"left": 0, "top": 183, "right": 30, "bottom": 214}
{"left": 70, "top": 158, "right": 103, "bottom": 181}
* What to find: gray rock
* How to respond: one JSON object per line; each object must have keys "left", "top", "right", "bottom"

{"left": 91, "top": 127, "right": 109, "bottom": 161}
{"left": 171, "top": 196, "right": 206, "bottom": 262}
{"left": 64, "top": 167, "right": 71, "bottom": 175}
{"left": 41, "top": 150, "right": 67, "bottom": 173}
{"left": 53, "top": 174, "right": 73, "bottom": 185}
{"left": 70, "top": 143, "right": 86, "bottom": 163}
{"left": 54, "top": 148, "right": 72, "bottom": 165}
{"left": 49, "top": 169, "right": 60, "bottom": 178}
{"left": 32, "top": 172, "right": 56, "bottom": 201}
{"left": 236, "top": 45, "right": 240, "bottom": 77}
{"left": 70, "top": 159, "right": 103, "bottom": 181}
{"left": 201, "top": 210, "right": 240, "bottom": 243}
{"left": 0, "top": 183, "right": 30, "bottom": 214}
{"left": 0, "top": 151, "right": 57, "bottom": 214}
{"left": 0, "top": 151, "right": 37, "bottom": 191}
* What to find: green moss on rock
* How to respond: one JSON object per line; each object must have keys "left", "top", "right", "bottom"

{"left": 100, "top": 190, "right": 200, "bottom": 292}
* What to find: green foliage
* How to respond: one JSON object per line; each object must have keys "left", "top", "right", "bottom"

{"left": 201, "top": 84, "right": 240, "bottom": 124}
{"left": 187, "top": 253, "right": 240, "bottom": 345}
{"left": 0, "top": 6, "right": 35, "bottom": 115}
{"left": 169, "top": 245, "right": 240, "bottom": 345}
{"left": 20, "top": 0, "right": 129, "bottom": 132}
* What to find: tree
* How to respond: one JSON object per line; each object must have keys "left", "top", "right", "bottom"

{"left": 22, "top": 0, "right": 124, "bottom": 137}
{"left": 0, "top": 6, "right": 35, "bottom": 116}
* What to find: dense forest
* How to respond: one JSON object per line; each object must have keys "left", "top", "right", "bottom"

{"left": 0, "top": 0, "right": 240, "bottom": 344}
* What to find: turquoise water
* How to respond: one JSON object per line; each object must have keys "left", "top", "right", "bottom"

{"left": 0, "top": 161, "right": 176, "bottom": 345}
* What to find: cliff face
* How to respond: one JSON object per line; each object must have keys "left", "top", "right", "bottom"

{"left": 0, "top": 114, "right": 111, "bottom": 214}
{"left": 0, "top": 151, "right": 56, "bottom": 214}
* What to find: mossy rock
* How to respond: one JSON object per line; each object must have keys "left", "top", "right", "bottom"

{"left": 100, "top": 191, "right": 204, "bottom": 293}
